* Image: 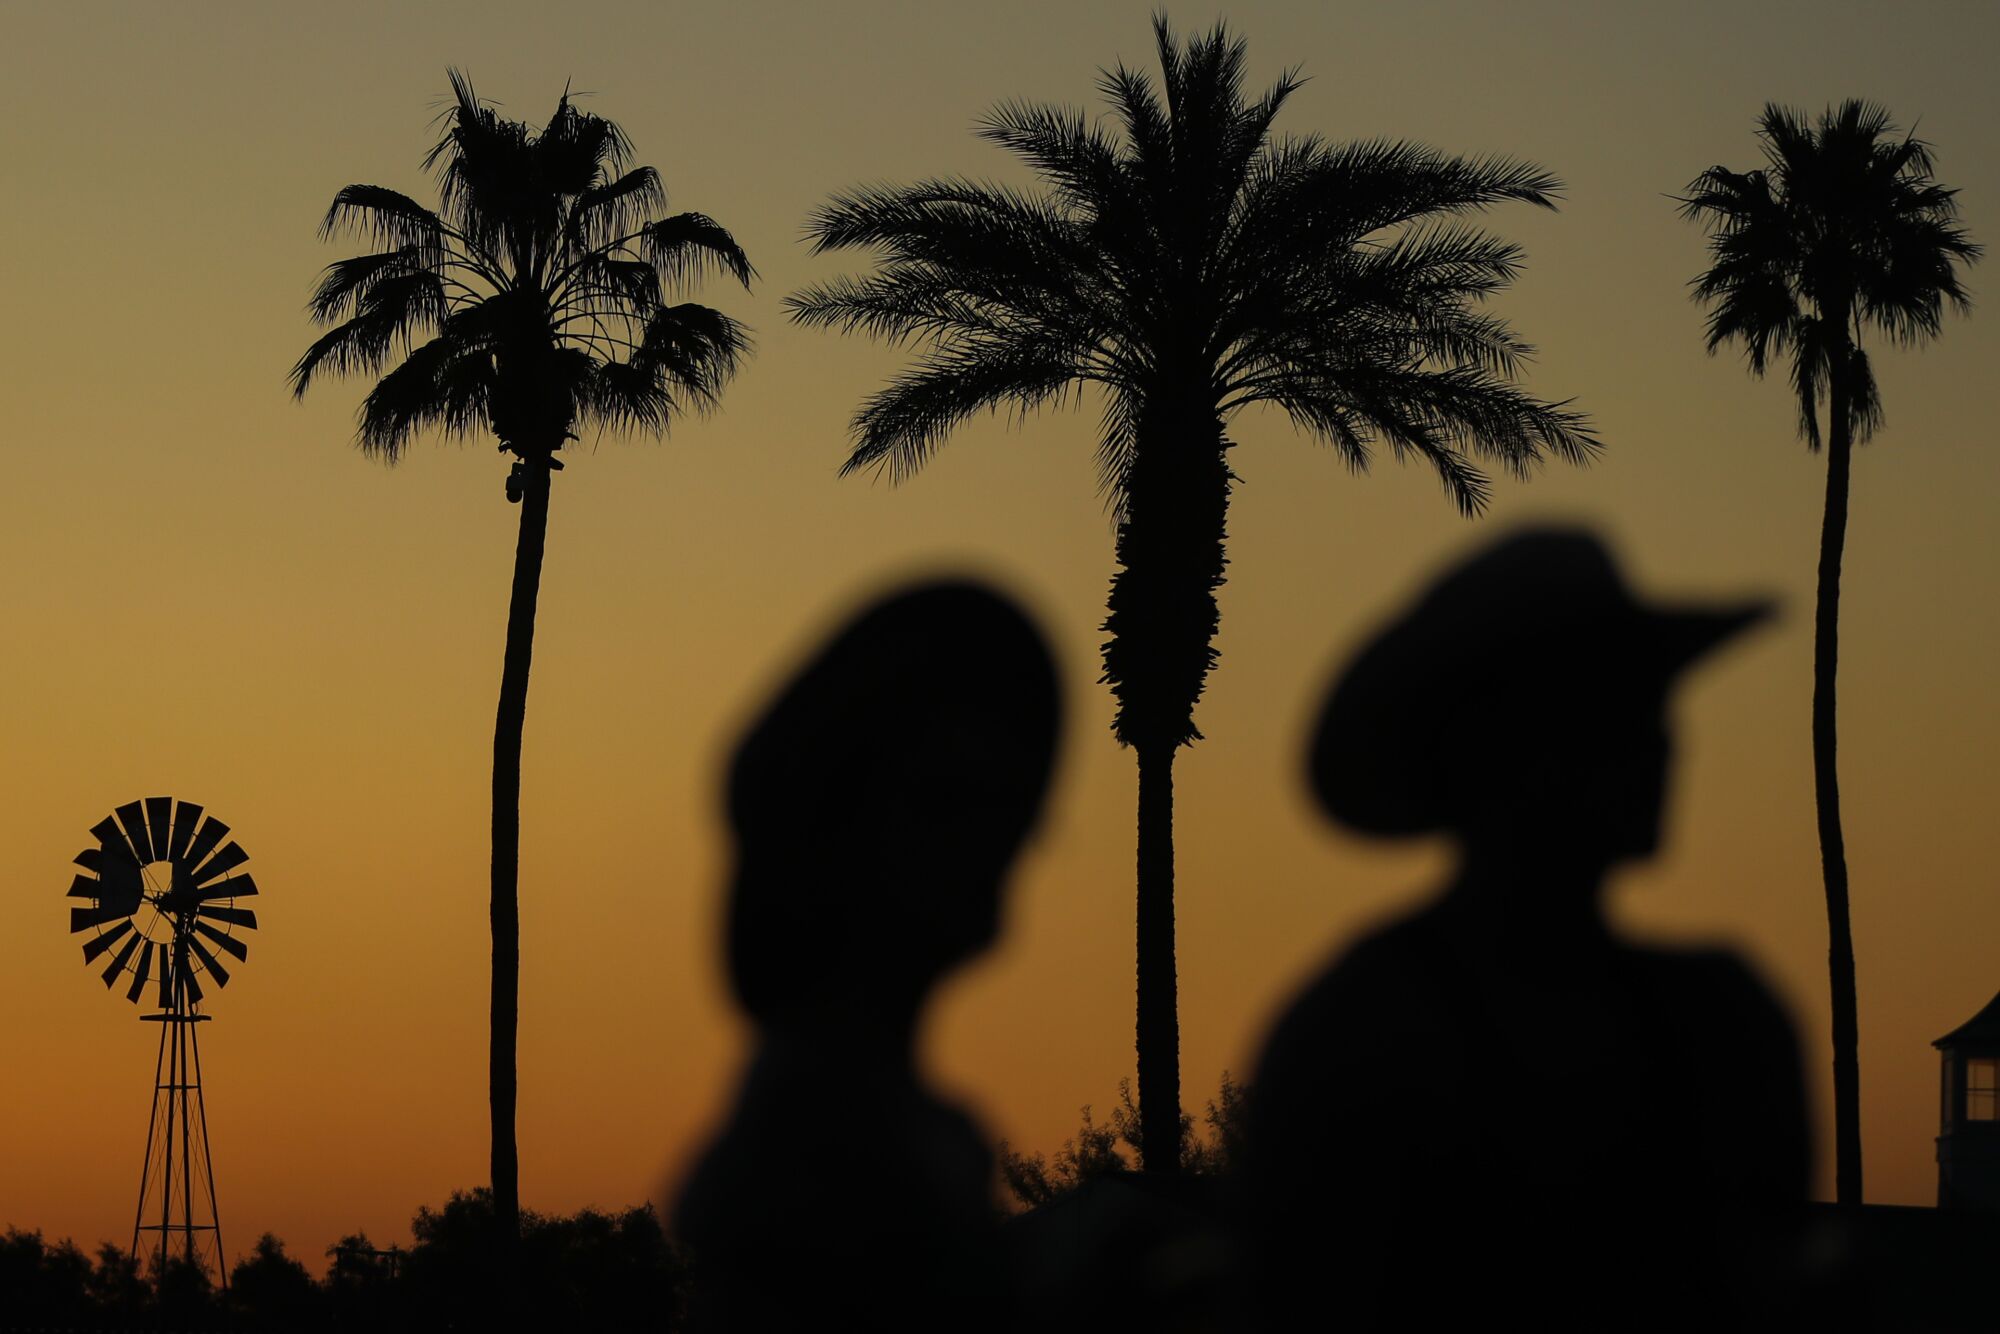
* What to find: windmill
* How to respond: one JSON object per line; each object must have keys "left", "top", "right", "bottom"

{"left": 67, "top": 797, "right": 258, "bottom": 1287}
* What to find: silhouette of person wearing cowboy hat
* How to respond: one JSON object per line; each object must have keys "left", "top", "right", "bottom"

{"left": 1240, "top": 527, "right": 1808, "bottom": 1330}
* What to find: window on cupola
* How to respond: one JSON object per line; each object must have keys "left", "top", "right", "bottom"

{"left": 1969, "top": 1058, "right": 2000, "bottom": 1122}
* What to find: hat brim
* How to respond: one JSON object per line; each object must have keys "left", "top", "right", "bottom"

{"left": 1646, "top": 599, "right": 1775, "bottom": 678}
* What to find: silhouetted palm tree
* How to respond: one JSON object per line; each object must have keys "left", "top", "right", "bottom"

{"left": 292, "top": 72, "right": 753, "bottom": 1236}
{"left": 1682, "top": 100, "right": 1978, "bottom": 1206}
{"left": 791, "top": 19, "right": 1595, "bottom": 1171}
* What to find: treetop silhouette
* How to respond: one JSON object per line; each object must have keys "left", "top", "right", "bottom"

{"left": 291, "top": 68, "right": 754, "bottom": 1240}
{"left": 1681, "top": 98, "right": 1980, "bottom": 1206}
{"left": 292, "top": 69, "right": 753, "bottom": 468}
{"left": 790, "top": 14, "right": 1597, "bottom": 1172}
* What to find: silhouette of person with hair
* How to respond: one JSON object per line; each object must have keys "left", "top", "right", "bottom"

{"left": 1241, "top": 528, "right": 1809, "bottom": 1331}
{"left": 673, "top": 579, "right": 1061, "bottom": 1332}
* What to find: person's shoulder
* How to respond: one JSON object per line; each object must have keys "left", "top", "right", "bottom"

{"left": 1254, "top": 909, "right": 1457, "bottom": 1073}
{"left": 1624, "top": 941, "right": 1798, "bottom": 1040}
{"left": 1625, "top": 940, "right": 1778, "bottom": 994}
{"left": 1271, "top": 911, "right": 1437, "bottom": 1011}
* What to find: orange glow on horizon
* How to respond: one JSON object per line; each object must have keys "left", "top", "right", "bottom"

{"left": 3, "top": 0, "right": 1997, "bottom": 1274}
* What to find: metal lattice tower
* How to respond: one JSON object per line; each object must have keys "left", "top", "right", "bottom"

{"left": 133, "top": 952, "right": 224, "bottom": 1281}
{"left": 66, "top": 798, "right": 259, "bottom": 1288}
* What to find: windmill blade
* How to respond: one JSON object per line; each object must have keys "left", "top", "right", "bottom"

{"left": 81, "top": 919, "right": 133, "bottom": 964}
{"left": 88, "top": 816, "right": 144, "bottom": 916}
{"left": 193, "top": 873, "right": 258, "bottom": 904}
{"left": 92, "top": 816, "right": 140, "bottom": 866}
{"left": 100, "top": 854, "right": 145, "bottom": 913}
{"left": 195, "top": 904, "right": 257, "bottom": 930}
{"left": 157, "top": 956, "right": 174, "bottom": 1009}
{"left": 74, "top": 846, "right": 101, "bottom": 872}
{"left": 179, "top": 816, "right": 230, "bottom": 876}
{"left": 189, "top": 842, "right": 248, "bottom": 888}
{"left": 115, "top": 802, "right": 153, "bottom": 863}
{"left": 187, "top": 937, "right": 230, "bottom": 988}
{"left": 180, "top": 966, "right": 202, "bottom": 1007}
{"left": 101, "top": 931, "right": 142, "bottom": 987}
{"left": 168, "top": 802, "right": 204, "bottom": 862}
{"left": 71, "top": 902, "right": 137, "bottom": 933}
{"left": 193, "top": 920, "right": 249, "bottom": 961}
{"left": 145, "top": 798, "right": 173, "bottom": 859}
{"left": 71, "top": 857, "right": 143, "bottom": 918}
{"left": 127, "top": 942, "right": 154, "bottom": 1003}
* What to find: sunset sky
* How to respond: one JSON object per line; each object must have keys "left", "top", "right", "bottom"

{"left": 4, "top": 0, "right": 1997, "bottom": 1271}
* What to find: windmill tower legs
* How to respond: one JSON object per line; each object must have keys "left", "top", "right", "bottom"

{"left": 133, "top": 996, "right": 224, "bottom": 1288}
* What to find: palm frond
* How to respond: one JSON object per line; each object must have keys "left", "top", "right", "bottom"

{"left": 306, "top": 247, "right": 433, "bottom": 323}
{"left": 844, "top": 339, "right": 1085, "bottom": 482}
{"left": 355, "top": 332, "right": 493, "bottom": 459}
{"left": 976, "top": 100, "right": 1142, "bottom": 228}
{"left": 785, "top": 270, "right": 1011, "bottom": 347}
{"left": 567, "top": 167, "right": 665, "bottom": 248}
{"left": 1095, "top": 391, "right": 1143, "bottom": 509}
{"left": 805, "top": 177, "right": 1073, "bottom": 264}
{"left": 319, "top": 185, "right": 447, "bottom": 252}
{"left": 642, "top": 212, "right": 756, "bottom": 290}
{"left": 1265, "top": 361, "right": 1597, "bottom": 486}
{"left": 297, "top": 70, "right": 751, "bottom": 460}
{"left": 427, "top": 68, "right": 539, "bottom": 259}
{"left": 795, "top": 20, "right": 1587, "bottom": 502}
{"left": 630, "top": 303, "right": 752, "bottom": 408}
{"left": 560, "top": 255, "right": 663, "bottom": 319}
{"left": 535, "top": 87, "right": 631, "bottom": 195}
{"left": 290, "top": 271, "right": 450, "bottom": 397}
{"left": 799, "top": 179, "right": 1114, "bottom": 358}
{"left": 1844, "top": 344, "right": 1884, "bottom": 443}
{"left": 581, "top": 358, "right": 676, "bottom": 434}
{"left": 1686, "top": 99, "right": 1979, "bottom": 447}
{"left": 1787, "top": 325, "right": 1833, "bottom": 449}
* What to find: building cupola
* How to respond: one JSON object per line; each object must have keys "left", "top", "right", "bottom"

{"left": 1936, "top": 989, "right": 2000, "bottom": 1211}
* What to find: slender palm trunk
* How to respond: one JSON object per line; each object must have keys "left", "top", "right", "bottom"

{"left": 1815, "top": 369, "right": 1862, "bottom": 1206}
{"left": 1135, "top": 742, "right": 1181, "bottom": 1174}
{"left": 491, "top": 457, "right": 552, "bottom": 1240}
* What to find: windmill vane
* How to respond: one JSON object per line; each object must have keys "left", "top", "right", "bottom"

{"left": 65, "top": 797, "right": 260, "bottom": 1289}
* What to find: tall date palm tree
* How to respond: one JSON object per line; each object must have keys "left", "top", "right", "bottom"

{"left": 790, "top": 19, "right": 1595, "bottom": 1171}
{"left": 1682, "top": 100, "right": 1978, "bottom": 1206}
{"left": 292, "top": 71, "right": 754, "bottom": 1236}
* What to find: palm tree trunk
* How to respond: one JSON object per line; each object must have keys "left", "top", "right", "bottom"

{"left": 1815, "top": 371, "right": 1862, "bottom": 1206}
{"left": 1135, "top": 742, "right": 1181, "bottom": 1173}
{"left": 1101, "top": 404, "right": 1231, "bottom": 1175}
{"left": 491, "top": 457, "right": 552, "bottom": 1240}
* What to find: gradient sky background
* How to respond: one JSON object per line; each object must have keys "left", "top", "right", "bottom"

{"left": 4, "top": 0, "right": 1996, "bottom": 1271}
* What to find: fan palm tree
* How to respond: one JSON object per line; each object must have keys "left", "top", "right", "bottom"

{"left": 291, "top": 72, "right": 754, "bottom": 1236}
{"left": 790, "top": 18, "right": 1596, "bottom": 1171}
{"left": 1681, "top": 101, "right": 1978, "bottom": 1206}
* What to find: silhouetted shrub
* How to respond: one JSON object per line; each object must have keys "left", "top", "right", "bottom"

{"left": 228, "top": 1233, "right": 320, "bottom": 1328}
{"left": 0, "top": 1227, "right": 95, "bottom": 1327}
{"left": 84, "top": 1242, "right": 148, "bottom": 1322}
{"left": 998, "top": 1073, "right": 1245, "bottom": 1209}
{"left": 150, "top": 1250, "right": 218, "bottom": 1327}
{"left": 0, "top": 1196, "right": 684, "bottom": 1331}
{"left": 397, "top": 1188, "right": 684, "bottom": 1330}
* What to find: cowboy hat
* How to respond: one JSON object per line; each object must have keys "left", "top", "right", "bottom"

{"left": 1309, "top": 527, "right": 1772, "bottom": 835}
